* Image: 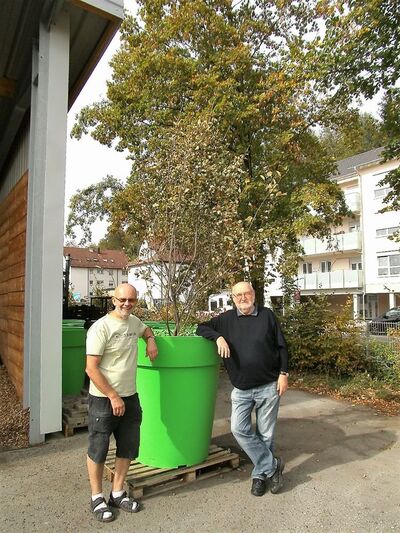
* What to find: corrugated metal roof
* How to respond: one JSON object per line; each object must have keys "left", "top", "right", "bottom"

{"left": 0, "top": 0, "right": 123, "bottom": 175}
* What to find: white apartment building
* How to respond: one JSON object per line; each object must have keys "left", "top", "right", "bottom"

{"left": 64, "top": 246, "right": 129, "bottom": 301}
{"left": 267, "top": 147, "right": 400, "bottom": 319}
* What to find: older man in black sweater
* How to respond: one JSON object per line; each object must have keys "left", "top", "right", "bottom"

{"left": 196, "top": 281, "right": 289, "bottom": 496}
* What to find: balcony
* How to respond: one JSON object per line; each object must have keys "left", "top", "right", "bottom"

{"left": 298, "top": 269, "right": 363, "bottom": 290}
{"left": 300, "top": 231, "right": 362, "bottom": 256}
{"left": 345, "top": 191, "right": 360, "bottom": 213}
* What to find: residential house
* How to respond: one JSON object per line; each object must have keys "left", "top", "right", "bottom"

{"left": 0, "top": 0, "right": 124, "bottom": 444}
{"left": 208, "top": 290, "right": 233, "bottom": 312}
{"left": 128, "top": 241, "right": 189, "bottom": 308}
{"left": 267, "top": 147, "right": 400, "bottom": 319}
{"left": 64, "top": 246, "right": 129, "bottom": 301}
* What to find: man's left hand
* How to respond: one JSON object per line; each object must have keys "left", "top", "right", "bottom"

{"left": 277, "top": 374, "right": 288, "bottom": 396}
{"left": 146, "top": 337, "right": 158, "bottom": 361}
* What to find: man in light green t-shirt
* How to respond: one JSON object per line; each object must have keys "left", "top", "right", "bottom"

{"left": 85, "top": 283, "right": 158, "bottom": 523}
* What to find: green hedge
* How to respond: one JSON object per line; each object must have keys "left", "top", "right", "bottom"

{"left": 279, "top": 295, "right": 367, "bottom": 377}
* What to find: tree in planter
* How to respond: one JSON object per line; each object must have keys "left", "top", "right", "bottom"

{"left": 104, "top": 116, "right": 283, "bottom": 334}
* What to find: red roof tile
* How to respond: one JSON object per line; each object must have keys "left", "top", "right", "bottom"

{"left": 64, "top": 246, "right": 129, "bottom": 269}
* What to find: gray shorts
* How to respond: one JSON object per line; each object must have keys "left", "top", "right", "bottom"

{"left": 87, "top": 393, "right": 142, "bottom": 464}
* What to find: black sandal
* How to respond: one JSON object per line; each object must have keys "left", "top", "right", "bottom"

{"left": 90, "top": 496, "right": 115, "bottom": 523}
{"left": 108, "top": 491, "right": 141, "bottom": 513}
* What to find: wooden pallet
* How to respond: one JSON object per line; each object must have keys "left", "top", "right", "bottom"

{"left": 62, "top": 394, "right": 88, "bottom": 437}
{"left": 105, "top": 444, "right": 240, "bottom": 499}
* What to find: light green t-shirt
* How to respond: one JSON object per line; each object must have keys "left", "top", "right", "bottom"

{"left": 86, "top": 313, "right": 147, "bottom": 397}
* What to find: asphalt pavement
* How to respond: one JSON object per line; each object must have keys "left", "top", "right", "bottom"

{"left": 1, "top": 370, "right": 399, "bottom": 533}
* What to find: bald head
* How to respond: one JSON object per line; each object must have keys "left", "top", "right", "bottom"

{"left": 111, "top": 283, "right": 138, "bottom": 320}
{"left": 114, "top": 283, "right": 137, "bottom": 300}
{"left": 232, "top": 281, "right": 253, "bottom": 295}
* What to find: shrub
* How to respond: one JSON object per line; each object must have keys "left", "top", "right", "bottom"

{"left": 279, "top": 294, "right": 367, "bottom": 376}
{"left": 366, "top": 338, "right": 400, "bottom": 387}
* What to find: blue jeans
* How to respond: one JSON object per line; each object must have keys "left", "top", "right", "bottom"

{"left": 231, "top": 382, "right": 280, "bottom": 479}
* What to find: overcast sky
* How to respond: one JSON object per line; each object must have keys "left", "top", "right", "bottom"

{"left": 65, "top": 1, "right": 382, "bottom": 244}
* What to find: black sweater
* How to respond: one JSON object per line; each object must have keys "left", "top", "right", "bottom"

{"left": 196, "top": 307, "right": 289, "bottom": 390}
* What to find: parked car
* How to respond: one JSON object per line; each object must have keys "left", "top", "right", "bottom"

{"left": 368, "top": 307, "right": 400, "bottom": 335}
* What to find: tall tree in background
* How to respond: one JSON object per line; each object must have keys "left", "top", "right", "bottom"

{"left": 380, "top": 88, "right": 400, "bottom": 139}
{"left": 319, "top": 0, "right": 399, "bottom": 100}
{"left": 319, "top": 111, "right": 388, "bottom": 161}
{"left": 379, "top": 88, "right": 400, "bottom": 220}
{"left": 69, "top": 0, "right": 352, "bottom": 298}
{"left": 320, "top": 0, "right": 400, "bottom": 218}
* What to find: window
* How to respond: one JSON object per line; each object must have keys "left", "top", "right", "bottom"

{"left": 302, "top": 263, "right": 312, "bottom": 274}
{"left": 378, "top": 255, "right": 400, "bottom": 276}
{"left": 97, "top": 268, "right": 103, "bottom": 274}
{"left": 109, "top": 281, "right": 114, "bottom": 287}
{"left": 349, "top": 222, "right": 360, "bottom": 232}
{"left": 374, "top": 187, "right": 391, "bottom": 199}
{"left": 89, "top": 280, "right": 93, "bottom": 285}
{"left": 122, "top": 269, "right": 128, "bottom": 275}
{"left": 376, "top": 226, "right": 399, "bottom": 238}
{"left": 320, "top": 261, "right": 331, "bottom": 273}
{"left": 351, "top": 262, "right": 362, "bottom": 271}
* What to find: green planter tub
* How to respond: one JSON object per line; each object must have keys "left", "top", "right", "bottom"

{"left": 137, "top": 335, "right": 220, "bottom": 468}
{"left": 62, "top": 321, "right": 87, "bottom": 395}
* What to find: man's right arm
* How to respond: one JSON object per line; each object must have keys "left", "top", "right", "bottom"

{"left": 86, "top": 355, "right": 126, "bottom": 416}
{"left": 196, "top": 318, "right": 230, "bottom": 358}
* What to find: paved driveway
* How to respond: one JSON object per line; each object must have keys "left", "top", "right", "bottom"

{"left": 1, "top": 371, "right": 399, "bottom": 532}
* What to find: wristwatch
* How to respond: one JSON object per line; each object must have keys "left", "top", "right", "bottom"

{"left": 280, "top": 371, "right": 289, "bottom": 377}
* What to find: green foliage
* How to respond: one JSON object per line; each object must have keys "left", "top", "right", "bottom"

{"left": 280, "top": 294, "right": 366, "bottom": 376}
{"left": 65, "top": 175, "right": 124, "bottom": 245}
{"left": 319, "top": 1, "right": 400, "bottom": 216}
{"left": 98, "top": 228, "right": 141, "bottom": 259}
{"left": 320, "top": 0, "right": 400, "bottom": 100}
{"left": 380, "top": 88, "right": 400, "bottom": 139}
{"left": 281, "top": 293, "right": 400, "bottom": 386}
{"left": 69, "top": 0, "right": 351, "bottom": 292}
{"left": 113, "top": 116, "right": 274, "bottom": 334}
{"left": 366, "top": 337, "right": 400, "bottom": 387}
{"left": 319, "top": 111, "right": 388, "bottom": 160}
{"left": 378, "top": 91, "right": 400, "bottom": 227}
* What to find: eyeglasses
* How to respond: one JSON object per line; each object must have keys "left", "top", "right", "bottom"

{"left": 232, "top": 291, "right": 253, "bottom": 300}
{"left": 113, "top": 297, "right": 137, "bottom": 304}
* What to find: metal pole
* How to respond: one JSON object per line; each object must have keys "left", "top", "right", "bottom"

{"left": 63, "top": 253, "right": 70, "bottom": 317}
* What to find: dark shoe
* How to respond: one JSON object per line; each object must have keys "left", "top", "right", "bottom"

{"left": 108, "top": 490, "right": 141, "bottom": 513}
{"left": 251, "top": 477, "right": 267, "bottom": 496}
{"left": 270, "top": 458, "right": 284, "bottom": 494}
{"left": 90, "top": 496, "right": 115, "bottom": 523}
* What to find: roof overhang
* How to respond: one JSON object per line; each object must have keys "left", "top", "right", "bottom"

{"left": 0, "top": 0, "right": 124, "bottom": 175}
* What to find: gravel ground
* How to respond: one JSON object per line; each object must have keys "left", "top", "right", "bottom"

{"left": 0, "top": 364, "right": 29, "bottom": 451}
